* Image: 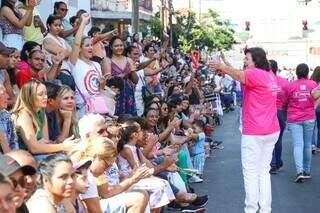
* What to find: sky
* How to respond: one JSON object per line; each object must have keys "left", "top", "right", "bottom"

{"left": 172, "top": 0, "right": 320, "bottom": 42}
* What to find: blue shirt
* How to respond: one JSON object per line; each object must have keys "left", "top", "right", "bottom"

{"left": 0, "top": 110, "right": 17, "bottom": 152}
{"left": 191, "top": 132, "right": 206, "bottom": 156}
{"left": 46, "top": 111, "right": 59, "bottom": 141}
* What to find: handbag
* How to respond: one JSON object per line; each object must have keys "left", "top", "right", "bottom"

{"left": 75, "top": 62, "right": 110, "bottom": 114}
{"left": 75, "top": 85, "right": 110, "bottom": 114}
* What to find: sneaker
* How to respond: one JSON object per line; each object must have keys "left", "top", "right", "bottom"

{"left": 166, "top": 202, "right": 181, "bottom": 211}
{"left": 269, "top": 167, "right": 278, "bottom": 175}
{"left": 303, "top": 172, "right": 311, "bottom": 179}
{"left": 211, "top": 141, "right": 223, "bottom": 147}
{"left": 181, "top": 204, "right": 205, "bottom": 213}
{"left": 192, "top": 195, "right": 208, "bottom": 207}
{"left": 188, "top": 175, "right": 203, "bottom": 183}
{"left": 295, "top": 173, "right": 304, "bottom": 183}
{"left": 186, "top": 185, "right": 195, "bottom": 193}
{"left": 277, "top": 160, "right": 284, "bottom": 171}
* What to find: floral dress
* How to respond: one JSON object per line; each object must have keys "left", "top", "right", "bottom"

{"left": 111, "top": 58, "right": 137, "bottom": 116}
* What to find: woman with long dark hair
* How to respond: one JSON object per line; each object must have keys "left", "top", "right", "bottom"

{"left": 27, "top": 154, "right": 75, "bottom": 212}
{"left": 208, "top": 47, "right": 280, "bottom": 213}
{"left": 105, "top": 36, "right": 137, "bottom": 116}
{"left": 132, "top": 32, "right": 143, "bottom": 56}
{"left": 285, "top": 63, "right": 318, "bottom": 182}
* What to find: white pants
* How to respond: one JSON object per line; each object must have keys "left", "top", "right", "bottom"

{"left": 241, "top": 131, "right": 279, "bottom": 213}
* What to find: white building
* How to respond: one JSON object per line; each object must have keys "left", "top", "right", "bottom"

{"left": 172, "top": 0, "right": 320, "bottom": 67}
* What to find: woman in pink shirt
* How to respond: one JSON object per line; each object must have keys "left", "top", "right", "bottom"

{"left": 310, "top": 66, "right": 320, "bottom": 153}
{"left": 269, "top": 60, "right": 289, "bottom": 174}
{"left": 284, "top": 63, "right": 318, "bottom": 183}
{"left": 208, "top": 47, "right": 280, "bottom": 213}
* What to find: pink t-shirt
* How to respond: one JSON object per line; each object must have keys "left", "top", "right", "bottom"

{"left": 275, "top": 75, "right": 289, "bottom": 110}
{"left": 242, "top": 68, "right": 280, "bottom": 135}
{"left": 285, "top": 79, "right": 317, "bottom": 123}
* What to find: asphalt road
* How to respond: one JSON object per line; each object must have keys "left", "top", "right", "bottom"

{"left": 185, "top": 111, "right": 320, "bottom": 213}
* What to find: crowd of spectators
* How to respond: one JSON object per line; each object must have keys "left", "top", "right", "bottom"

{"left": 0, "top": 1, "right": 231, "bottom": 212}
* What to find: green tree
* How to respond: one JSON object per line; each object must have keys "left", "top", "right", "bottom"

{"left": 200, "top": 9, "right": 235, "bottom": 51}
{"left": 141, "top": 17, "right": 164, "bottom": 40}
{"left": 172, "top": 9, "right": 235, "bottom": 52}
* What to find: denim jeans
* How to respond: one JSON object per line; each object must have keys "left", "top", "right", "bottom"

{"left": 288, "top": 119, "right": 315, "bottom": 174}
{"left": 312, "top": 105, "right": 320, "bottom": 148}
{"left": 271, "top": 110, "right": 286, "bottom": 167}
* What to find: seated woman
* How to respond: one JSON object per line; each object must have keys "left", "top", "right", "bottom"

{"left": 57, "top": 85, "right": 80, "bottom": 138}
{"left": 118, "top": 118, "right": 208, "bottom": 212}
{"left": 26, "top": 154, "right": 76, "bottom": 213}
{"left": 43, "top": 14, "right": 73, "bottom": 88}
{"left": 71, "top": 136, "right": 150, "bottom": 213}
{"left": 0, "top": 0, "right": 36, "bottom": 49}
{"left": 0, "top": 172, "right": 16, "bottom": 212}
{"left": 11, "top": 80, "right": 78, "bottom": 161}
{"left": 3, "top": 47, "right": 19, "bottom": 107}
{"left": 143, "top": 105, "right": 202, "bottom": 184}
{"left": 117, "top": 120, "right": 175, "bottom": 213}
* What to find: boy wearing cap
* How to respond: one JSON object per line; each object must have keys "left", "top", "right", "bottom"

{"left": 70, "top": 158, "right": 91, "bottom": 213}
{"left": 0, "top": 155, "right": 37, "bottom": 213}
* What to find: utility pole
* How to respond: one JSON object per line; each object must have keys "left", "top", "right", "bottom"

{"left": 199, "top": 0, "right": 202, "bottom": 22}
{"left": 168, "top": 0, "right": 173, "bottom": 47}
{"left": 131, "top": 0, "right": 139, "bottom": 33}
{"left": 160, "top": 0, "right": 164, "bottom": 26}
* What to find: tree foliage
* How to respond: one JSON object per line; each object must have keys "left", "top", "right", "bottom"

{"left": 142, "top": 9, "right": 235, "bottom": 52}
{"left": 174, "top": 9, "right": 235, "bottom": 52}
{"left": 141, "top": 16, "right": 164, "bottom": 40}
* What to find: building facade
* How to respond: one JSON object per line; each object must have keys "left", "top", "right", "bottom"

{"left": 90, "top": 0, "right": 153, "bottom": 32}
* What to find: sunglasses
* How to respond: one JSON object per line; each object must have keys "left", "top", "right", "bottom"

{"left": 97, "top": 128, "right": 108, "bottom": 135}
{"left": 10, "top": 177, "right": 25, "bottom": 189}
{"left": 60, "top": 8, "right": 68, "bottom": 12}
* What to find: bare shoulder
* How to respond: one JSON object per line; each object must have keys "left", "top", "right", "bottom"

{"left": 27, "top": 194, "right": 57, "bottom": 213}
{"left": 16, "top": 110, "right": 32, "bottom": 125}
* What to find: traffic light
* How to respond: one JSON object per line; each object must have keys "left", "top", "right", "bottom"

{"left": 302, "top": 20, "right": 308, "bottom": 30}
{"left": 245, "top": 21, "right": 250, "bottom": 31}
